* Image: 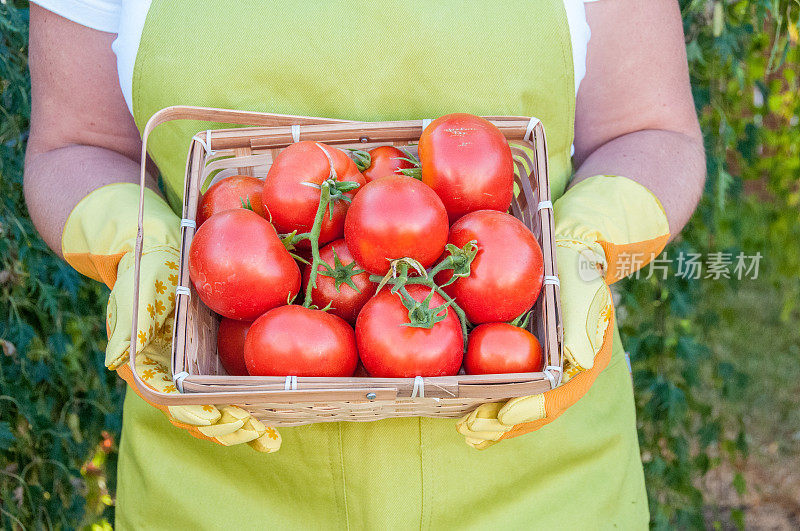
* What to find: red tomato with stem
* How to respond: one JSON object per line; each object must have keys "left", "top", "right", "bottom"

{"left": 244, "top": 305, "right": 358, "bottom": 377}
{"left": 188, "top": 209, "right": 301, "bottom": 320}
{"left": 216, "top": 318, "right": 252, "bottom": 376}
{"left": 344, "top": 175, "right": 449, "bottom": 274}
{"left": 196, "top": 175, "right": 266, "bottom": 226}
{"left": 262, "top": 141, "right": 365, "bottom": 245}
{"left": 465, "top": 323, "right": 542, "bottom": 375}
{"left": 418, "top": 113, "right": 514, "bottom": 221}
{"left": 438, "top": 210, "right": 543, "bottom": 324}
{"left": 362, "top": 146, "right": 416, "bottom": 182}
{"left": 356, "top": 285, "right": 463, "bottom": 377}
{"left": 302, "top": 239, "right": 376, "bottom": 324}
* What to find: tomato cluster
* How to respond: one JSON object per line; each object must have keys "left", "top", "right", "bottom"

{"left": 189, "top": 114, "right": 545, "bottom": 380}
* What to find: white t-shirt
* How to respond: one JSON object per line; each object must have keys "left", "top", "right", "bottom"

{"left": 34, "top": 0, "right": 598, "bottom": 115}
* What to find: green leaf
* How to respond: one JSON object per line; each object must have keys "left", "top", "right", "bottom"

{"left": 732, "top": 472, "right": 747, "bottom": 496}
{"left": 731, "top": 508, "right": 745, "bottom": 530}
{"left": 239, "top": 196, "right": 255, "bottom": 211}
{"left": 0, "top": 421, "right": 15, "bottom": 450}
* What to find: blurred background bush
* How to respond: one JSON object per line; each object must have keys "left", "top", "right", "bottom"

{"left": 1, "top": 1, "right": 798, "bottom": 528}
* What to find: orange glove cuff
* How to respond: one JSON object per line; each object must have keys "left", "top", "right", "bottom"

{"left": 499, "top": 298, "right": 616, "bottom": 440}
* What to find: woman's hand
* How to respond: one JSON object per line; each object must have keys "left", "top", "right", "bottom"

{"left": 458, "top": 176, "right": 670, "bottom": 448}
{"left": 132, "top": 317, "right": 281, "bottom": 452}
{"left": 62, "top": 183, "right": 281, "bottom": 452}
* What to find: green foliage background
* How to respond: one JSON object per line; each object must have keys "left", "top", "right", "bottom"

{"left": 1, "top": 1, "right": 798, "bottom": 528}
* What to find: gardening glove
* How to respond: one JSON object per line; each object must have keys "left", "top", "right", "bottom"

{"left": 62, "top": 183, "right": 281, "bottom": 453}
{"left": 457, "top": 175, "right": 670, "bottom": 449}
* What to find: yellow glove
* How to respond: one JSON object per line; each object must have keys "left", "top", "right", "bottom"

{"left": 62, "top": 183, "right": 280, "bottom": 453}
{"left": 458, "top": 175, "right": 670, "bottom": 449}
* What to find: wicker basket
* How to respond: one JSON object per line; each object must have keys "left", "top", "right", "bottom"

{"left": 130, "top": 106, "right": 563, "bottom": 426}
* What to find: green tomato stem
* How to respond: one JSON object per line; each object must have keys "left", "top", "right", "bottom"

{"left": 427, "top": 256, "right": 453, "bottom": 278}
{"left": 302, "top": 182, "right": 332, "bottom": 308}
{"left": 368, "top": 272, "right": 471, "bottom": 352}
{"left": 406, "top": 278, "right": 470, "bottom": 350}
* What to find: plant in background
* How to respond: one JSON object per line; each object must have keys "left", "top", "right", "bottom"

{"left": 1, "top": 3, "right": 123, "bottom": 528}
{"left": 620, "top": 0, "right": 799, "bottom": 528}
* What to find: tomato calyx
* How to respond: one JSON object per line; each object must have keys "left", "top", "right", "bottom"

{"left": 346, "top": 148, "right": 372, "bottom": 172}
{"left": 239, "top": 196, "right": 256, "bottom": 212}
{"left": 371, "top": 257, "right": 429, "bottom": 298}
{"left": 348, "top": 146, "right": 422, "bottom": 180}
{"left": 281, "top": 229, "right": 301, "bottom": 250}
{"left": 368, "top": 260, "right": 470, "bottom": 347}
{"left": 317, "top": 247, "right": 366, "bottom": 293}
{"left": 371, "top": 257, "right": 426, "bottom": 294}
{"left": 509, "top": 310, "right": 533, "bottom": 329}
{"left": 299, "top": 178, "right": 361, "bottom": 221}
{"left": 279, "top": 230, "right": 311, "bottom": 265}
{"left": 397, "top": 287, "right": 451, "bottom": 329}
{"left": 430, "top": 241, "right": 479, "bottom": 287}
{"left": 394, "top": 148, "right": 422, "bottom": 180}
{"left": 307, "top": 300, "right": 335, "bottom": 312}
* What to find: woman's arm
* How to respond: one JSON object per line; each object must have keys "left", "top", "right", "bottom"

{"left": 574, "top": 0, "right": 705, "bottom": 235}
{"left": 24, "top": 5, "right": 157, "bottom": 258}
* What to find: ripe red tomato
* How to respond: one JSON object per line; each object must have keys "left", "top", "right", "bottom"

{"left": 356, "top": 285, "right": 463, "bottom": 377}
{"left": 302, "top": 239, "right": 376, "bottom": 324}
{"left": 262, "top": 141, "right": 366, "bottom": 245}
{"left": 196, "top": 175, "right": 266, "bottom": 226}
{"left": 216, "top": 318, "right": 252, "bottom": 376}
{"left": 465, "top": 323, "right": 542, "bottom": 375}
{"left": 188, "top": 209, "right": 301, "bottom": 320}
{"left": 418, "top": 113, "right": 514, "bottom": 221}
{"left": 344, "top": 175, "right": 449, "bottom": 274}
{"left": 438, "top": 210, "right": 543, "bottom": 324}
{"left": 244, "top": 305, "right": 358, "bottom": 377}
{"left": 362, "top": 146, "right": 416, "bottom": 182}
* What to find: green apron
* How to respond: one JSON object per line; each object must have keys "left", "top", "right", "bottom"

{"left": 116, "top": 2, "right": 649, "bottom": 528}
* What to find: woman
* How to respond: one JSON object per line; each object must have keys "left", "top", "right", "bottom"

{"left": 24, "top": 0, "right": 705, "bottom": 528}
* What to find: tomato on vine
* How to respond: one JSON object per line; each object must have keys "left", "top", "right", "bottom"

{"left": 350, "top": 145, "right": 417, "bottom": 182}
{"left": 262, "top": 141, "right": 365, "bottom": 245}
{"left": 196, "top": 175, "right": 266, "bottom": 226}
{"left": 465, "top": 323, "right": 542, "bottom": 375}
{"left": 356, "top": 285, "right": 463, "bottom": 377}
{"left": 244, "top": 305, "right": 358, "bottom": 377}
{"left": 438, "top": 210, "right": 543, "bottom": 324}
{"left": 302, "top": 238, "right": 376, "bottom": 324}
{"left": 216, "top": 318, "right": 252, "bottom": 376}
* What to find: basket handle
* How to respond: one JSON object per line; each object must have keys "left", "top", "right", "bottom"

{"left": 130, "top": 106, "right": 354, "bottom": 404}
